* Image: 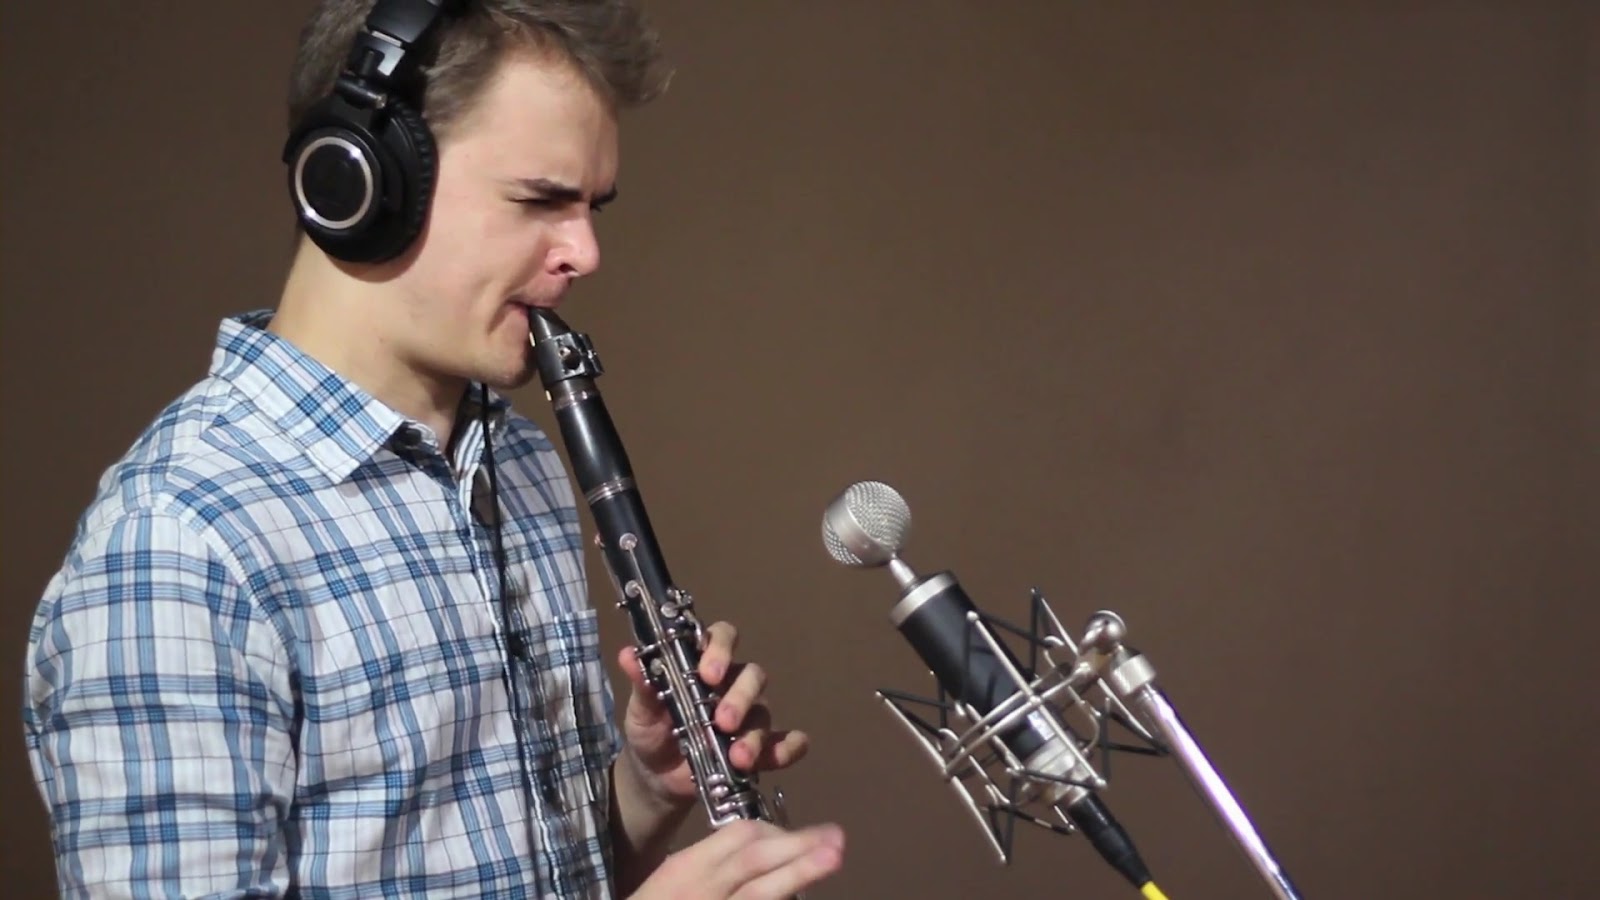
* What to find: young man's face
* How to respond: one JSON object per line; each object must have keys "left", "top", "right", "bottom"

{"left": 387, "top": 47, "right": 620, "bottom": 392}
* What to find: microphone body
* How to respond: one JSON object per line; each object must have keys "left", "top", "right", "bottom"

{"left": 891, "top": 568, "right": 1155, "bottom": 892}
{"left": 894, "top": 571, "right": 1071, "bottom": 778}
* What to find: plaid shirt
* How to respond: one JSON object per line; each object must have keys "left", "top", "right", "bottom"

{"left": 24, "top": 311, "right": 623, "bottom": 899}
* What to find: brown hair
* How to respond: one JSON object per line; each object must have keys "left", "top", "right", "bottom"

{"left": 286, "top": 0, "right": 672, "bottom": 138}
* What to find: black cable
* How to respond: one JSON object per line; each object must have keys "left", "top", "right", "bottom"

{"left": 481, "top": 382, "right": 545, "bottom": 881}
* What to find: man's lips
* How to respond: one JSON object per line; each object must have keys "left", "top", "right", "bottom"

{"left": 510, "top": 296, "right": 562, "bottom": 312}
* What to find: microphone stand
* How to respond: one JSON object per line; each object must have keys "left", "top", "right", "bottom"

{"left": 1087, "top": 614, "right": 1306, "bottom": 900}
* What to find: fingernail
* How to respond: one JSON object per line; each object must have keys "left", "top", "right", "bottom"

{"left": 810, "top": 844, "right": 840, "bottom": 866}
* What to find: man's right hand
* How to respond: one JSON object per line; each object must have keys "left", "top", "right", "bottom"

{"left": 630, "top": 819, "right": 845, "bottom": 899}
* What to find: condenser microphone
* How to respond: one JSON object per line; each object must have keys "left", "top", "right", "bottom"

{"left": 823, "top": 480, "right": 1166, "bottom": 899}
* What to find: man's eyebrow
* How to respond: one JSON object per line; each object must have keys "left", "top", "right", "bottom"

{"left": 514, "top": 177, "right": 618, "bottom": 207}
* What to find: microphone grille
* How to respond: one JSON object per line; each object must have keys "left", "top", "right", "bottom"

{"left": 821, "top": 480, "right": 912, "bottom": 567}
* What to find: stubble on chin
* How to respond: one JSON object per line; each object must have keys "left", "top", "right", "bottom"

{"left": 476, "top": 346, "right": 539, "bottom": 393}
{"left": 489, "top": 367, "right": 538, "bottom": 392}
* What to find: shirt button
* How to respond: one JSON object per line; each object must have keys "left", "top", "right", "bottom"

{"left": 394, "top": 425, "right": 423, "bottom": 449}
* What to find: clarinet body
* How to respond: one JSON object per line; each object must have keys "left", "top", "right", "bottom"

{"left": 528, "top": 307, "right": 780, "bottom": 830}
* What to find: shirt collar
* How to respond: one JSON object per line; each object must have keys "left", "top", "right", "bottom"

{"left": 209, "top": 310, "right": 513, "bottom": 483}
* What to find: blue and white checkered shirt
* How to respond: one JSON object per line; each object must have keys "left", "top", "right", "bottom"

{"left": 24, "top": 311, "right": 623, "bottom": 899}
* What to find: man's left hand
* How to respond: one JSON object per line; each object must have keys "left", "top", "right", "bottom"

{"left": 615, "top": 620, "right": 809, "bottom": 808}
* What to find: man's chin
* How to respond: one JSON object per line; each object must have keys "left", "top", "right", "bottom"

{"left": 479, "top": 366, "right": 537, "bottom": 393}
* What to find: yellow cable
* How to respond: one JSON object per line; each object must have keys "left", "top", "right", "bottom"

{"left": 1140, "top": 882, "right": 1170, "bottom": 900}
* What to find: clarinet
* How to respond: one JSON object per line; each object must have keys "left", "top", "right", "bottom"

{"left": 528, "top": 307, "right": 786, "bottom": 831}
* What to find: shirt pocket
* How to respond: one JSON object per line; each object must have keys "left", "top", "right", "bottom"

{"left": 515, "top": 605, "right": 621, "bottom": 819}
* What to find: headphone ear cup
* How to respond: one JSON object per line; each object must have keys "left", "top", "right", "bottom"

{"left": 284, "top": 97, "right": 438, "bottom": 264}
{"left": 379, "top": 101, "right": 438, "bottom": 258}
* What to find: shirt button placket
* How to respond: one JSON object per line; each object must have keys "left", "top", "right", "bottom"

{"left": 466, "top": 454, "right": 569, "bottom": 891}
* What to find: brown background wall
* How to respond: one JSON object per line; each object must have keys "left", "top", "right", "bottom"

{"left": 2, "top": 2, "right": 1595, "bottom": 898}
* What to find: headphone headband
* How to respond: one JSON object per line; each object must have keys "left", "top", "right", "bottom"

{"left": 340, "top": 0, "right": 460, "bottom": 105}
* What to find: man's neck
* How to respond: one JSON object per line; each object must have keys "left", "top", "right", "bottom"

{"left": 270, "top": 238, "right": 466, "bottom": 448}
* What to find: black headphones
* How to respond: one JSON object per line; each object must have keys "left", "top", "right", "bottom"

{"left": 282, "top": 0, "right": 465, "bottom": 264}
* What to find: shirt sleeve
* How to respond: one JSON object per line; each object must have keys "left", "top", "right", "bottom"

{"left": 24, "top": 507, "right": 298, "bottom": 899}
